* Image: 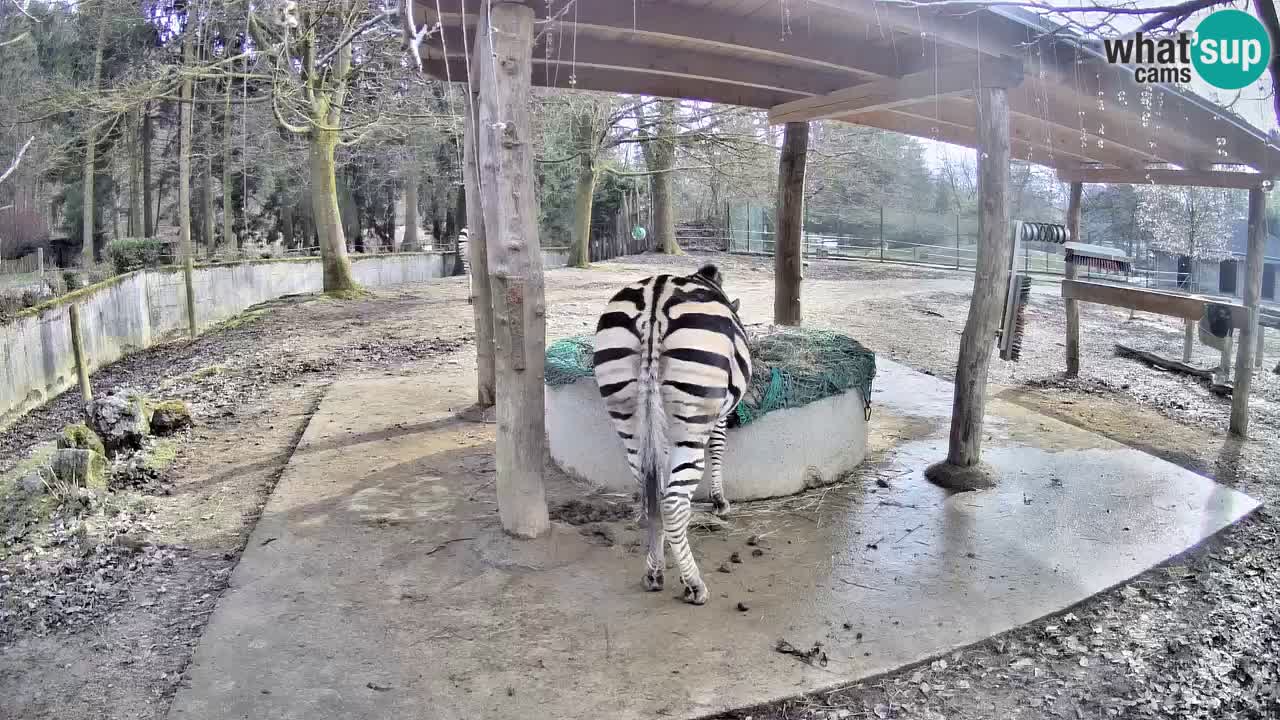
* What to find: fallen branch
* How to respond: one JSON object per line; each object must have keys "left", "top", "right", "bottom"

{"left": 1114, "top": 344, "right": 1213, "bottom": 380}
{"left": 422, "top": 536, "right": 476, "bottom": 555}
{"left": 1115, "top": 344, "right": 1233, "bottom": 397}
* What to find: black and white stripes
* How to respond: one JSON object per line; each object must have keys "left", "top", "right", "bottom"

{"left": 592, "top": 263, "right": 751, "bottom": 605}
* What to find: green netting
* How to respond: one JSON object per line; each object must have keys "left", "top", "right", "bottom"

{"left": 544, "top": 328, "right": 876, "bottom": 426}
{"left": 545, "top": 336, "right": 597, "bottom": 386}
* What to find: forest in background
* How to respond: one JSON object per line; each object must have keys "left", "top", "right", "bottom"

{"left": 1, "top": 0, "right": 1276, "bottom": 293}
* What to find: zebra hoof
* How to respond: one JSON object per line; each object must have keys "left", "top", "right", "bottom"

{"left": 644, "top": 569, "right": 664, "bottom": 591}
{"left": 681, "top": 578, "right": 708, "bottom": 605}
{"left": 711, "top": 497, "right": 732, "bottom": 517}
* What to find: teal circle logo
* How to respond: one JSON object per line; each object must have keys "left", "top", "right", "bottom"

{"left": 1192, "top": 9, "right": 1271, "bottom": 90}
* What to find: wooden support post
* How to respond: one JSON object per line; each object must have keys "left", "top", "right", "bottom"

{"left": 1183, "top": 319, "right": 1194, "bottom": 363}
{"left": 1230, "top": 187, "right": 1266, "bottom": 436}
{"left": 926, "top": 85, "right": 1012, "bottom": 490}
{"left": 475, "top": 2, "right": 550, "bottom": 538}
{"left": 69, "top": 304, "right": 92, "bottom": 403}
{"left": 1257, "top": 326, "right": 1265, "bottom": 369}
{"left": 462, "top": 80, "right": 496, "bottom": 407}
{"left": 773, "top": 121, "right": 808, "bottom": 326}
{"left": 1064, "top": 181, "right": 1083, "bottom": 377}
{"left": 954, "top": 214, "right": 961, "bottom": 269}
{"left": 37, "top": 247, "right": 44, "bottom": 276}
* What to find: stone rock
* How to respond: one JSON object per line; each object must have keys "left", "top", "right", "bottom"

{"left": 149, "top": 400, "right": 194, "bottom": 435}
{"left": 85, "top": 391, "right": 150, "bottom": 453}
{"left": 20, "top": 472, "right": 49, "bottom": 495}
{"left": 57, "top": 422, "right": 107, "bottom": 457}
{"left": 51, "top": 448, "right": 108, "bottom": 491}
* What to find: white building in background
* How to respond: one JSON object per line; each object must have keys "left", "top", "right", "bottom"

{"left": 1151, "top": 219, "right": 1280, "bottom": 303}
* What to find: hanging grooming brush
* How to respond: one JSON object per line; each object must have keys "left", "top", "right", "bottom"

{"left": 998, "top": 273, "right": 1033, "bottom": 361}
{"left": 1063, "top": 242, "right": 1132, "bottom": 274}
{"left": 996, "top": 220, "right": 1039, "bottom": 362}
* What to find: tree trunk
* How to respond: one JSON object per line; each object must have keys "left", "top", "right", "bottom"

{"left": 463, "top": 82, "right": 496, "bottom": 407}
{"left": 570, "top": 158, "right": 596, "bottom": 268}
{"left": 201, "top": 105, "right": 216, "bottom": 256}
{"left": 309, "top": 128, "right": 359, "bottom": 294}
{"left": 222, "top": 79, "right": 235, "bottom": 251}
{"left": 142, "top": 106, "right": 154, "bottom": 238}
{"left": 403, "top": 172, "right": 419, "bottom": 252}
{"left": 1230, "top": 187, "right": 1267, "bottom": 436}
{"left": 111, "top": 182, "right": 120, "bottom": 240}
{"left": 179, "top": 33, "right": 197, "bottom": 338}
{"left": 653, "top": 101, "right": 679, "bottom": 254}
{"left": 282, "top": 204, "right": 294, "bottom": 248}
{"left": 1064, "top": 181, "right": 1083, "bottom": 377}
{"left": 129, "top": 111, "right": 143, "bottom": 237}
{"left": 475, "top": 1, "right": 549, "bottom": 538}
{"left": 773, "top": 121, "right": 808, "bottom": 326}
{"left": 927, "top": 85, "right": 1011, "bottom": 490}
{"left": 81, "top": 15, "right": 107, "bottom": 266}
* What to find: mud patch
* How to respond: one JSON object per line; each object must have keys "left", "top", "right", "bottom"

{"left": 549, "top": 497, "right": 634, "bottom": 525}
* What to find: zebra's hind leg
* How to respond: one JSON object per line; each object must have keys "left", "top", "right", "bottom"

{"left": 706, "top": 417, "right": 731, "bottom": 517}
{"left": 664, "top": 443, "right": 708, "bottom": 605}
{"left": 644, "top": 519, "right": 665, "bottom": 591}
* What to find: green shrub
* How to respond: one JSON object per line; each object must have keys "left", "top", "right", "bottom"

{"left": 62, "top": 270, "right": 83, "bottom": 291}
{"left": 107, "top": 238, "right": 164, "bottom": 274}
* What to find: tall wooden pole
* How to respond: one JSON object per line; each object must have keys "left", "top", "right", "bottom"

{"left": 475, "top": 2, "right": 549, "bottom": 538}
{"left": 926, "top": 83, "right": 1014, "bottom": 490}
{"left": 1230, "top": 187, "right": 1266, "bottom": 436}
{"left": 463, "top": 79, "right": 496, "bottom": 407}
{"left": 1064, "top": 181, "right": 1083, "bottom": 377}
{"left": 773, "top": 121, "right": 808, "bottom": 326}
{"left": 179, "top": 29, "right": 198, "bottom": 339}
{"left": 69, "top": 304, "right": 92, "bottom": 403}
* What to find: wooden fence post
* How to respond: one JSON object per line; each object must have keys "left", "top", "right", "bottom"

{"left": 475, "top": 1, "right": 550, "bottom": 538}
{"left": 773, "top": 121, "right": 808, "bottom": 326}
{"left": 926, "top": 82, "right": 1015, "bottom": 491}
{"left": 1183, "top": 319, "right": 1194, "bottom": 363}
{"left": 69, "top": 304, "right": 92, "bottom": 403}
{"left": 1230, "top": 187, "right": 1266, "bottom": 436}
{"left": 1064, "top": 181, "right": 1083, "bottom": 377}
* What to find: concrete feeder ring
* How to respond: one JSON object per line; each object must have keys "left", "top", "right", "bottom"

{"left": 545, "top": 378, "right": 869, "bottom": 501}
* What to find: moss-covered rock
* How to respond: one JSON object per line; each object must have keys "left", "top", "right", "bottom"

{"left": 148, "top": 399, "right": 193, "bottom": 435}
{"left": 56, "top": 422, "right": 107, "bottom": 457}
{"left": 51, "top": 448, "right": 108, "bottom": 491}
{"left": 85, "top": 390, "right": 150, "bottom": 453}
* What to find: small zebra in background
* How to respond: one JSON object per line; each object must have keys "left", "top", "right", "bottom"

{"left": 592, "top": 264, "right": 751, "bottom": 605}
{"left": 457, "top": 228, "right": 472, "bottom": 304}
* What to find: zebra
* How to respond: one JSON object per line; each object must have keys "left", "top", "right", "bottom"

{"left": 456, "top": 228, "right": 472, "bottom": 304}
{"left": 592, "top": 263, "right": 751, "bottom": 605}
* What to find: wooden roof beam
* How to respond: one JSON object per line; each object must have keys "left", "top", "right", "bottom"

{"left": 419, "top": 0, "right": 923, "bottom": 80}
{"left": 849, "top": 109, "right": 1084, "bottom": 169}
{"left": 802, "top": 0, "right": 1035, "bottom": 57}
{"left": 424, "top": 29, "right": 858, "bottom": 103}
{"left": 1057, "top": 167, "right": 1274, "bottom": 189}
{"left": 421, "top": 57, "right": 805, "bottom": 109}
{"left": 768, "top": 57, "right": 1022, "bottom": 125}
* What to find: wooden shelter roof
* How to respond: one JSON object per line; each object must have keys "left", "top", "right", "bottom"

{"left": 415, "top": 0, "right": 1280, "bottom": 183}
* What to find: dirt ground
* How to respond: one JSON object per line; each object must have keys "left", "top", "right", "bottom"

{"left": 1, "top": 252, "right": 1278, "bottom": 720}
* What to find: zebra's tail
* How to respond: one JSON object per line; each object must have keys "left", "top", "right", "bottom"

{"left": 636, "top": 375, "right": 666, "bottom": 524}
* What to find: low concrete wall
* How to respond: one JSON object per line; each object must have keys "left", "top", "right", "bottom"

{"left": 546, "top": 377, "right": 868, "bottom": 501}
{"left": 0, "top": 252, "right": 462, "bottom": 429}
